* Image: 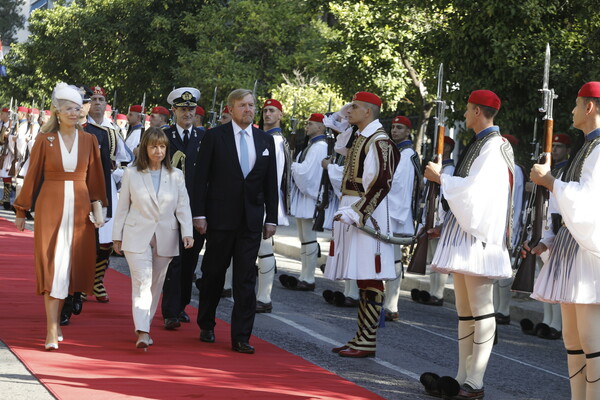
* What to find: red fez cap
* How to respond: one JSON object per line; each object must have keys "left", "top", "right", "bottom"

{"left": 222, "top": 105, "right": 230, "bottom": 114}
{"left": 502, "top": 134, "right": 519, "bottom": 146}
{"left": 31, "top": 108, "right": 40, "bottom": 115}
{"left": 553, "top": 133, "right": 572, "bottom": 146}
{"left": 263, "top": 99, "right": 283, "bottom": 112}
{"left": 352, "top": 91, "right": 382, "bottom": 107}
{"left": 308, "top": 113, "right": 325, "bottom": 123}
{"left": 44, "top": 110, "right": 51, "bottom": 116}
{"left": 578, "top": 82, "right": 600, "bottom": 98}
{"left": 196, "top": 106, "right": 205, "bottom": 116}
{"left": 17, "top": 106, "right": 28, "bottom": 113}
{"left": 129, "top": 105, "right": 142, "bottom": 113}
{"left": 91, "top": 86, "right": 106, "bottom": 97}
{"left": 468, "top": 90, "right": 501, "bottom": 110}
{"left": 117, "top": 114, "right": 127, "bottom": 121}
{"left": 392, "top": 116, "right": 411, "bottom": 129}
{"left": 106, "top": 105, "right": 112, "bottom": 111}
{"left": 27, "top": 108, "right": 32, "bottom": 113}
{"left": 151, "top": 106, "right": 170, "bottom": 116}
{"left": 444, "top": 136, "right": 455, "bottom": 147}
{"left": 1, "top": 108, "right": 9, "bottom": 113}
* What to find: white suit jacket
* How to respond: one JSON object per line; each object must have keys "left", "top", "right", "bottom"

{"left": 112, "top": 165, "right": 193, "bottom": 256}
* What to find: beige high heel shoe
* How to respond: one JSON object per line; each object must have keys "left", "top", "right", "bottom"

{"left": 136, "top": 332, "right": 150, "bottom": 349}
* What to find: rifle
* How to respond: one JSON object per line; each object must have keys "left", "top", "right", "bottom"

{"left": 207, "top": 86, "right": 218, "bottom": 128}
{"left": 111, "top": 90, "right": 118, "bottom": 121}
{"left": 289, "top": 97, "right": 298, "bottom": 158}
{"left": 313, "top": 101, "right": 334, "bottom": 232}
{"left": 407, "top": 63, "right": 446, "bottom": 275}
{"left": 512, "top": 44, "right": 556, "bottom": 293}
{"left": 252, "top": 80, "right": 258, "bottom": 117}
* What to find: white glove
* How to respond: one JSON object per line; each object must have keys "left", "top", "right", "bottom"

{"left": 323, "top": 103, "right": 352, "bottom": 133}
{"left": 89, "top": 206, "right": 107, "bottom": 228}
{"left": 335, "top": 206, "right": 360, "bottom": 226}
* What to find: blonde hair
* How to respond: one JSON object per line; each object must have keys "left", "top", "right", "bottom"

{"left": 135, "top": 127, "right": 172, "bottom": 171}
{"left": 227, "top": 89, "right": 254, "bottom": 108}
{"left": 41, "top": 100, "right": 83, "bottom": 134}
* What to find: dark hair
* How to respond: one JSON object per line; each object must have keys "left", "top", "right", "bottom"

{"left": 582, "top": 97, "right": 600, "bottom": 115}
{"left": 135, "top": 127, "right": 172, "bottom": 171}
{"left": 475, "top": 104, "right": 499, "bottom": 119}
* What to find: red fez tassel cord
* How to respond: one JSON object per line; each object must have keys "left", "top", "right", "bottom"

{"left": 375, "top": 252, "right": 381, "bottom": 274}
{"left": 329, "top": 240, "right": 334, "bottom": 256}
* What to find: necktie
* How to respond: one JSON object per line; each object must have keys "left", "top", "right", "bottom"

{"left": 183, "top": 129, "right": 189, "bottom": 148}
{"left": 239, "top": 130, "right": 250, "bottom": 177}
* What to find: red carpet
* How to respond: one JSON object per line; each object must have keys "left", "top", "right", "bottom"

{"left": 0, "top": 218, "right": 383, "bottom": 400}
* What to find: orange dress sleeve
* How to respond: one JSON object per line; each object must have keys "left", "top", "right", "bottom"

{"left": 13, "top": 134, "right": 48, "bottom": 219}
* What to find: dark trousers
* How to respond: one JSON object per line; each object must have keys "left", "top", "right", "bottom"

{"left": 197, "top": 227, "right": 261, "bottom": 343}
{"left": 161, "top": 229, "right": 205, "bottom": 319}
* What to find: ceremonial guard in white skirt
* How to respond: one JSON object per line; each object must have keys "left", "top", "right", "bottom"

{"left": 384, "top": 115, "right": 421, "bottom": 321}
{"left": 327, "top": 91, "right": 399, "bottom": 358}
{"left": 280, "top": 113, "right": 328, "bottom": 292}
{"left": 0, "top": 107, "right": 15, "bottom": 209}
{"left": 521, "top": 133, "right": 571, "bottom": 340}
{"left": 493, "top": 133, "right": 525, "bottom": 325}
{"left": 125, "top": 104, "right": 144, "bottom": 154}
{"left": 17, "top": 108, "right": 41, "bottom": 179}
{"left": 255, "top": 99, "right": 290, "bottom": 312}
{"left": 12, "top": 107, "right": 30, "bottom": 197}
{"left": 421, "top": 90, "right": 514, "bottom": 400}
{"left": 413, "top": 136, "right": 456, "bottom": 307}
{"left": 530, "top": 82, "right": 600, "bottom": 400}
{"left": 321, "top": 107, "right": 360, "bottom": 307}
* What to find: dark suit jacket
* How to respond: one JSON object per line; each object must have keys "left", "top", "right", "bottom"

{"left": 193, "top": 122, "right": 278, "bottom": 232}
{"left": 164, "top": 125, "right": 204, "bottom": 199}
{"left": 83, "top": 123, "right": 113, "bottom": 217}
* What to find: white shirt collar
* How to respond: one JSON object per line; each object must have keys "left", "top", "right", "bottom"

{"left": 231, "top": 120, "right": 253, "bottom": 136}
{"left": 358, "top": 119, "right": 382, "bottom": 138}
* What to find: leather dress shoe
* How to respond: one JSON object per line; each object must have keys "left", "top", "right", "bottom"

{"left": 322, "top": 290, "right": 335, "bottom": 304}
{"left": 495, "top": 312, "right": 510, "bottom": 325}
{"left": 232, "top": 341, "right": 255, "bottom": 354}
{"left": 164, "top": 318, "right": 181, "bottom": 330}
{"left": 341, "top": 297, "right": 359, "bottom": 307}
{"left": 200, "top": 329, "right": 215, "bottom": 343}
{"left": 421, "top": 295, "right": 444, "bottom": 306}
{"left": 331, "top": 345, "right": 349, "bottom": 353}
{"left": 338, "top": 348, "right": 375, "bottom": 358}
{"left": 221, "top": 288, "right": 232, "bottom": 298}
{"left": 451, "top": 384, "right": 484, "bottom": 399}
{"left": 60, "top": 312, "right": 71, "bottom": 326}
{"left": 256, "top": 301, "right": 273, "bottom": 313}
{"left": 520, "top": 318, "right": 536, "bottom": 335}
{"left": 178, "top": 310, "right": 190, "bottom": 323}
{"left": 72, "top": 297, "right": 83, "bottom": 315}
{"left": 384, "top": 310, "right": 399, "bottom": 321}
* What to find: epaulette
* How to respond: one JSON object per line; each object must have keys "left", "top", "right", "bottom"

{"left": 88, "top": 121, "right": 109, "bottom": 132}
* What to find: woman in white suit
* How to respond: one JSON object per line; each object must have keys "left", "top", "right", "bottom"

{"left": 113, "top": 127, "right": 193, "bottom": 348}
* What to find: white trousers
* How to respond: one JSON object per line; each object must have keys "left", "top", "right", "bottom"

{"left": 453, "top": 273, "right": 495, "bottom": 390}
{"left": 562, "top": 304, "right": 600, "bottom": 400}
{"left": 297, "top": 217, "right": 318, "bottom": 284}
{"left": 257, "top": 237, "right": 276, "bottom": 303}
{"left": 125, "top": 235, "right": 173, "bottom": 333}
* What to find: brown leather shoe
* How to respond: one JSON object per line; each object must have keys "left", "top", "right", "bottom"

{"left": 256, "top": 301, "right": 273, "bottom": 313}
{"left": 331, "top": 345, "right": 349, "bottom": 353}
{"left": 451, "top": 384, "right": 484, "bottom": 399}
{"left": 338, "top": 348, "right": 375, "bottom": 358}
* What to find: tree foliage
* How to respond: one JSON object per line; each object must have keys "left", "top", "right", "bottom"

{"left": 0, "top": 0, "right": 25, "bottom": 45}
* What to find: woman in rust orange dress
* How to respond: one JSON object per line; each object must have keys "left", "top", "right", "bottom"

{"left": 14, "top": 83, "right": 106, "bottom": 350}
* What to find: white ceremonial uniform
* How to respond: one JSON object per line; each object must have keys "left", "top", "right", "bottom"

{"left": 18, "top": 122, "right": 40, "bottom": 177}
{"left": 325, "top": 120, "right": 397, "bottom": 281}
{"left": 384, "top": 141, "right": 417, "bottom": 313}
{"left": 432, "top": 132, "right": 512, "bottom": 279}
{"left": 290, "top": 135, "right": 328, "bottom": 285}
{"left": 125, "top": 124, "right": 143, "bottom": 154}
{"left": 532, "top": 139, "right": 600, "bottom": 304}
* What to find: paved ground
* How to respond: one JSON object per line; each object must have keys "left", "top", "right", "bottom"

{"left": 0, "top": 211, "right": 568, "bottom": 399}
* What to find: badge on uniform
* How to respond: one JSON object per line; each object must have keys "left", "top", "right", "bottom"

{"left": 262, "top": 149, "right": 269, "bottom": 156}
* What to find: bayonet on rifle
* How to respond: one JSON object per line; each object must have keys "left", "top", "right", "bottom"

{"left": 512, "top": 43, "right": 557, "bottom": 293}
{"left": 208, "top": 86, "right": 218, "bottom": 128}
{"left": 289, "top": 96, "right": 298, "bottom": 157}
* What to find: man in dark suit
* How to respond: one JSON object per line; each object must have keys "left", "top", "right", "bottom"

{"left": 161, "top": 87, "right": 206, "bottom": 330}
{"left": 193, "top": 88, "right": 278, "bottom": 354}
